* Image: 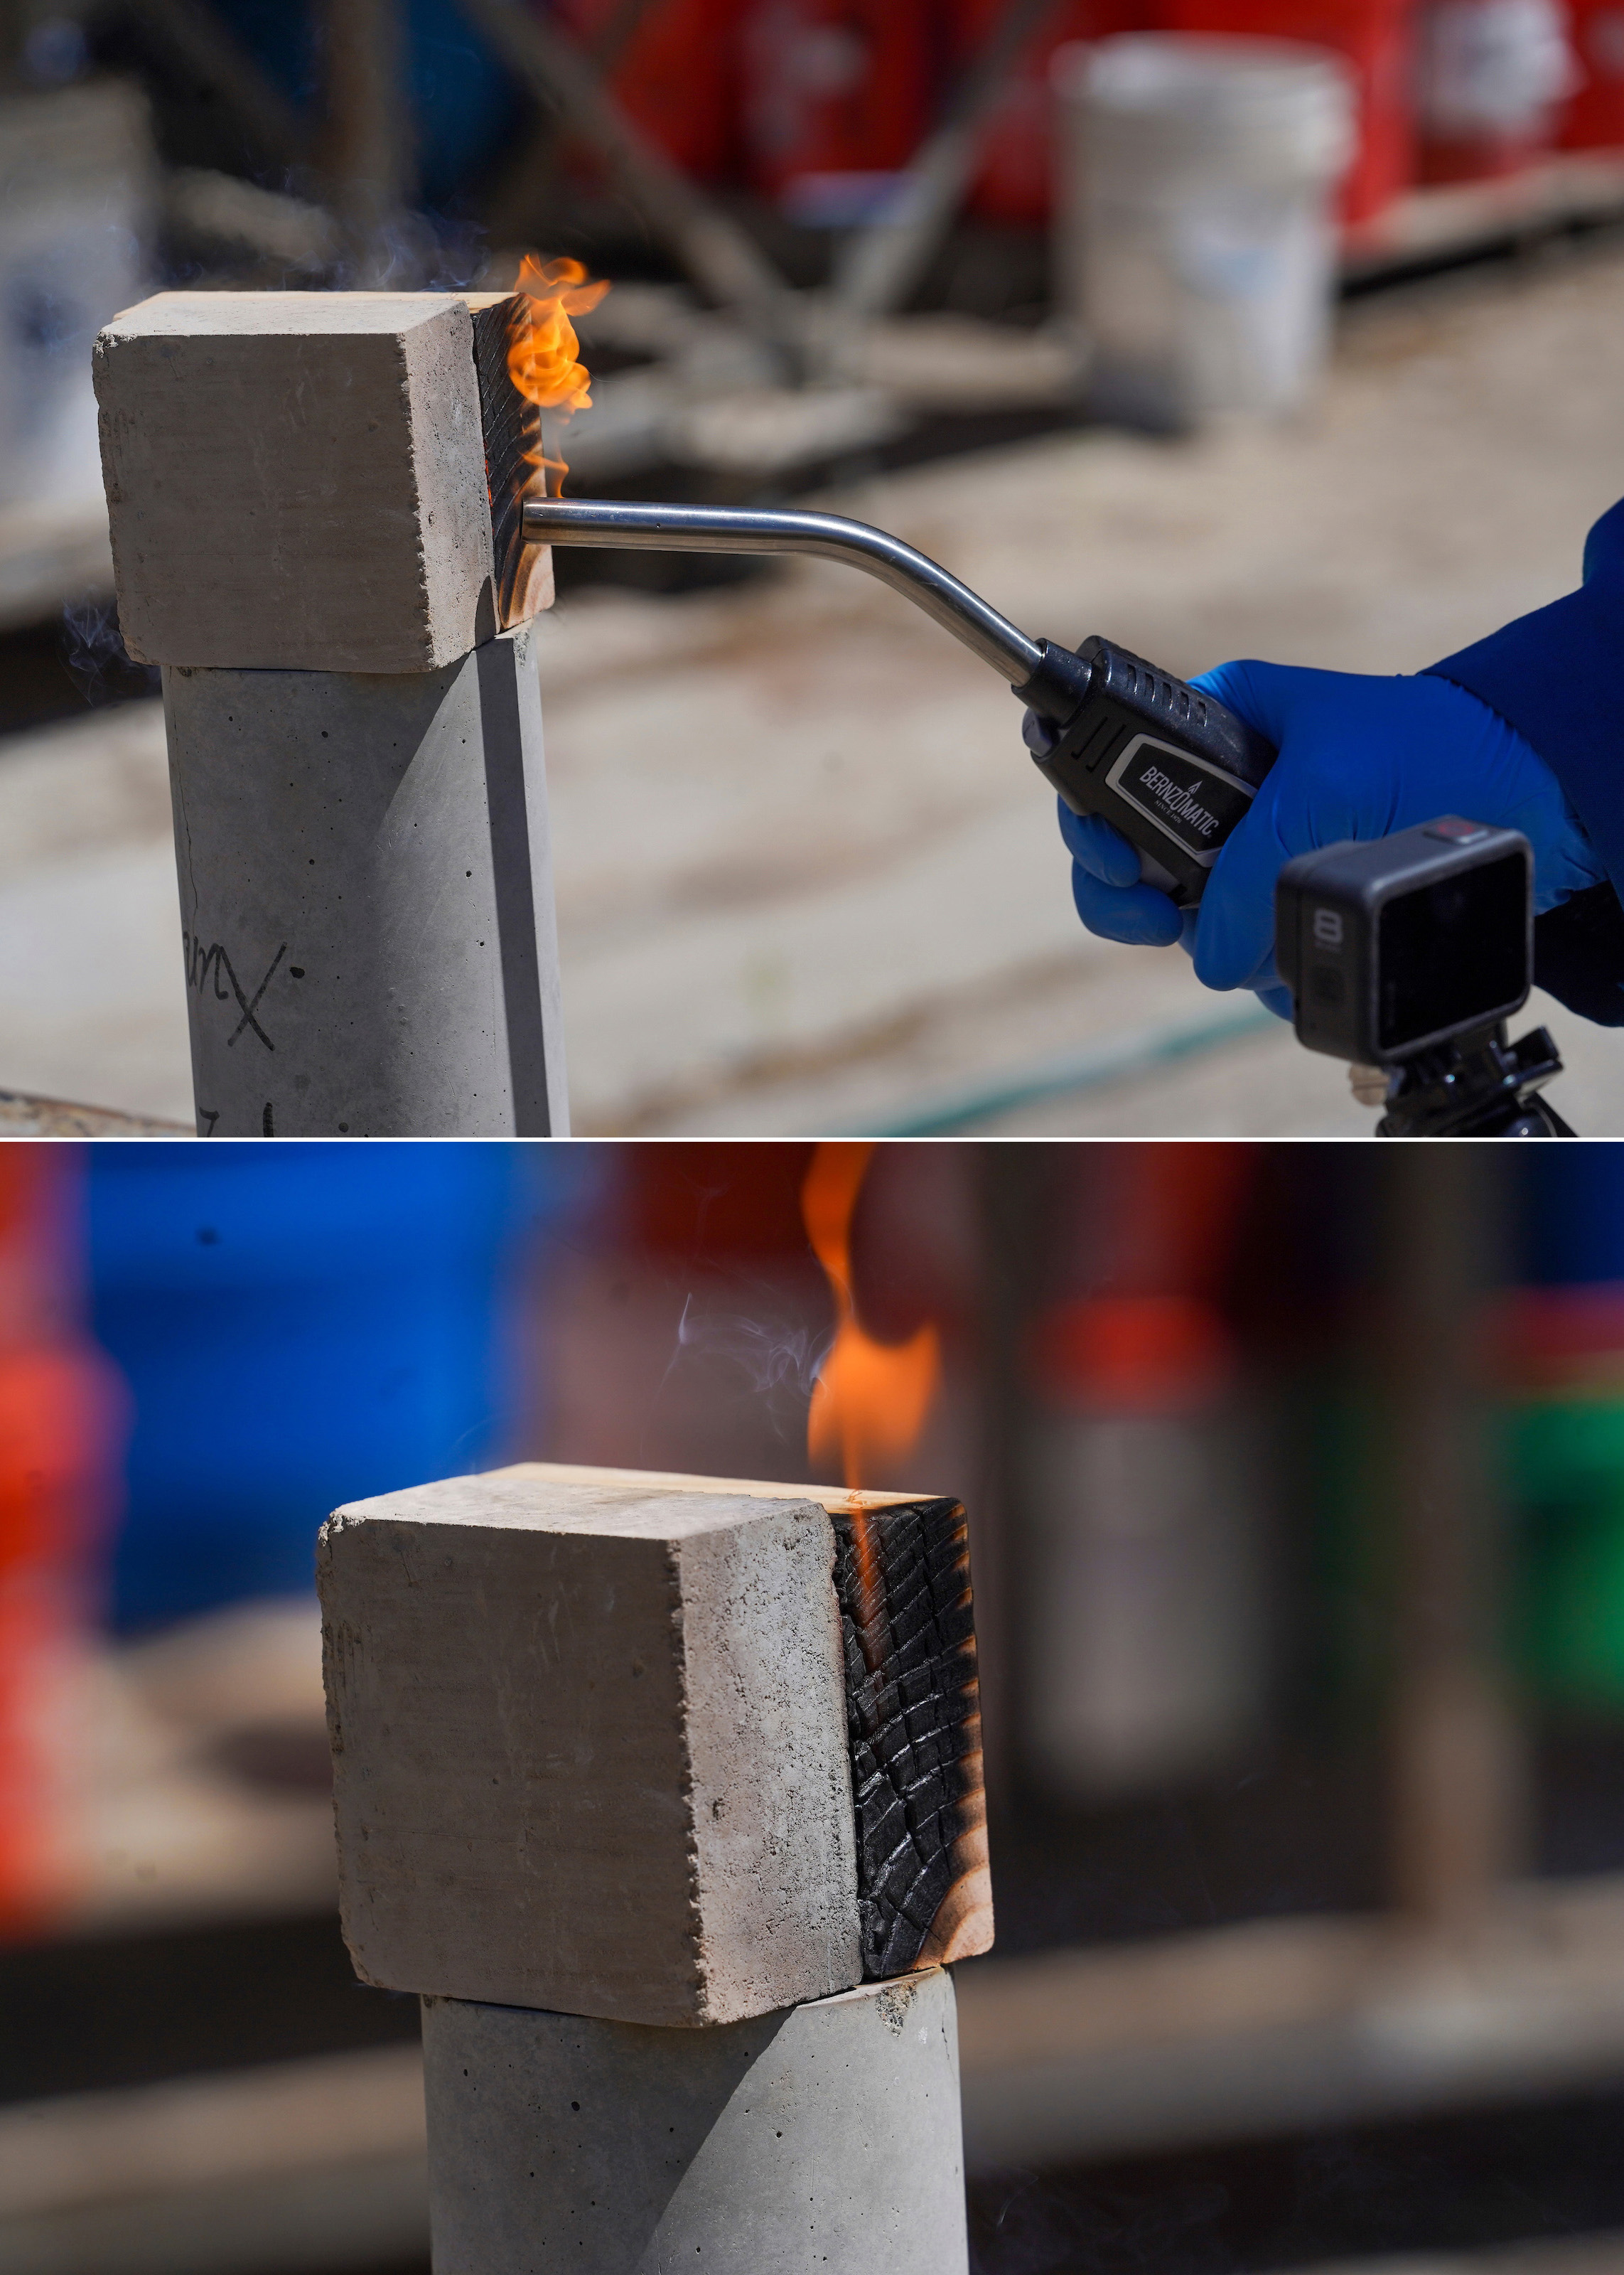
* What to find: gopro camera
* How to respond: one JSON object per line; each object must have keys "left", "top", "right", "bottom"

{"left": 1276, "top": 818, "right": 1531, "bottom": 1063}
{"left": 1274, "top": 818, "right": 1571, "bottom": 1138}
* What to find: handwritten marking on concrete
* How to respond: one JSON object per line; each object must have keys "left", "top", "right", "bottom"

{"left": 182, "top": 933, "right": 288, "bottom": 1052}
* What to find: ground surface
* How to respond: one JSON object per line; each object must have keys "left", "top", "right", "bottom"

{"left": 4, "top": 238, "right": 1624, "bottom": 1136}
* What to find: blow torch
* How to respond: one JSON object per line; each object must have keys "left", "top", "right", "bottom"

{"left": 520, "top": 496, "right": 1275, "bottom": 905}
{"left": 520, "top": 496, "right": 1573, "bottom": 1134}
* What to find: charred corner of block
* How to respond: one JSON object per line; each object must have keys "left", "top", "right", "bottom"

{"left": 829, "top": 1498, "right": 993, "bottom": 1979}
{"left": 470, "top": 297, "right": 552, "bottom": 630}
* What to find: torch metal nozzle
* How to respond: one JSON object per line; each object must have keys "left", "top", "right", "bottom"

{"left": 520, "top": 496, "right": 1045, "bottom": 687}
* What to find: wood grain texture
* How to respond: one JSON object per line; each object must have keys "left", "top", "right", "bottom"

{"left": 832, "top": 1497, "right": 992, "bottom": 1978}
{"left": 467, "top": 293, "right": 554, "bottom": 631}
{"left": 500, "top": 1465, "right": 995, "bottom": 1980}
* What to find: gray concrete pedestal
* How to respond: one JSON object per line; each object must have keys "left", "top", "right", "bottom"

{"left": 421, "top": 1968, "right": 969, "bottom": 2275}
{"left": 162, "top": 619, "right": 567, "bottom": 1136}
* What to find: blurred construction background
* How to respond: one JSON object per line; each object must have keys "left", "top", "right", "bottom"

{"left": 1, "top": 0, "right": 1623, "bottom": 1135}
{"left": 10, "top": 1139, "right": 1624, "bottom": 2274}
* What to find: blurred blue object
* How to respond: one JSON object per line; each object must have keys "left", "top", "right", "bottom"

{"left": 88, "top": 1144, "right": 570, "bottom": 1632}
{"left": 1520, "top": 1151, "right": 1624, "bottom": 1287}
{"left": 202, "top": 0, "right": 320, "bottom": 111}
{"left": 209, "top": 0, "right": 522, "bottom": 211}
{"left": 407, "top": 0, "right": 522, "bottom": 208}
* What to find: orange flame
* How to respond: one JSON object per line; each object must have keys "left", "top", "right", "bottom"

{"left": 506, "top": 254, "right": 610, "bottom": 493}
{"left": 802, "top": 1143, "right": 940, "bottom": 1496}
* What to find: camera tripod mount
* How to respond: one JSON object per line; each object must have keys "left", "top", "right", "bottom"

{"left": 1367, "top": 1022, "right": 1574, "bottom": 1138}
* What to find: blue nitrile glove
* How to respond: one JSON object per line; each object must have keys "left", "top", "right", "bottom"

{"left": 1037, "top": 662, "right": 1606, "bottom": 1021}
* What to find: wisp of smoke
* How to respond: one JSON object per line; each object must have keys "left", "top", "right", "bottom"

{"left": 652, "top": 1288, "right": 834, "bottom": 1447}
{"left": 325, "top": 208, "right": 488, "bottom": 293}
{"left": 60, "top": 596, "right": 157, "bottom": 708}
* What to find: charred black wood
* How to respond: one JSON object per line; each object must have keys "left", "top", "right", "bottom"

{"left": 830, "top": 1497, "right": 991, "bottom": 1978}
{"left": 470, "top": 299, "right": 554, "bottom": 631}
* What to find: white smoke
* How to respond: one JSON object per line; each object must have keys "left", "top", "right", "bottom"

{"left": 654, "top": 1286, "right": 834, "bottom": 1445}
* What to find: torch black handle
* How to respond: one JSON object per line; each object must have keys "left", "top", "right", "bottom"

{"left": 1016, "top": 636, "right": 1279, "bottom": 906}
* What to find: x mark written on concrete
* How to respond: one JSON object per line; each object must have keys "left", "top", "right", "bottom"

{"left": 183, "top": 934, "right": 287, "bottom": 1051}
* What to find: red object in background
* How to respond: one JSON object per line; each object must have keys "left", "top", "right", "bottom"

{"left": 1414, "top": 0, "right": 1576, "bottom": 181}
{"left": 0, "top": 1152, "right": 127, "bottom": 1938}
{"left": 1031, "top": 1292, "right": 1237, "bottom": 1413}
{"left": 954, "top": 0, "right": 1144, "bottom": 228}
{"left": 1562, "top": 0, "right": 1624, "bottom": 145}
{"left": 738, "top": 0, "right": 935, "bottom": 204}
{"left": 1487, "top": 1285, "right": 1624, "bottom": 1391}
{"left": 1417, "top": 122, "right": 1546, "bottom": 178}
{"left": 1081, "top": 1142, "right": 1256, "bottom": 1301}
{"left": 625, "top": 1142, "right": 817, "bottom": 1258}
{"left": 1028, "top": 1144, "right": 1257, "bottom": 1413}
{"left": 1158, "top": 0, "right": 1416, "bottom": 223}
{"left": 549, "top": 0, "right": 746, "bottom": 181}
{"left": 619, "top": 1141, "right": 972, "bottom": 1359}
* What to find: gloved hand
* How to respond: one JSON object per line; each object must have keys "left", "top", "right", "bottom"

{"left": 1038, "top": 660, "right": 1606, "bottom": 1019}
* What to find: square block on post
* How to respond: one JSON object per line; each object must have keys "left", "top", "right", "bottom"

{"left": 318, "top": 1472, "right": 864, "bottom": 2028}
{"left": 512, "top": 1465, "right": 996, "bottom": 1981}
{"left": 95, "top": 291, "right": 498, "bottom": 673}
{"left": 320, "top": 1462, "right": 994, "bottom": 2029}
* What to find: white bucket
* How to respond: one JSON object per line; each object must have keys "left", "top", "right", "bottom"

{"left": 1054, "top": 34, "right": 1355, "bottom": 429}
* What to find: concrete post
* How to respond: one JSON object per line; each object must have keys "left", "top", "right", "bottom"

{"left": 166, "top": 620, "right": 566, "bottom": 1138}
{"left": 421, "top": 1971, "right": 970, "bottom": 2275}
{"left": 317, "top": 1462, "right": 994, "bottom": 2274}
{"left": 93, "top": 288, "right": 568, "bottom": 1136}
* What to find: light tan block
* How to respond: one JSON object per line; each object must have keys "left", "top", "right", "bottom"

{"left": 318, "top": 1472, "right": 864, "bottom": 2028}
{"left": 94, "top": 291, "right": 498, "bottom": 672}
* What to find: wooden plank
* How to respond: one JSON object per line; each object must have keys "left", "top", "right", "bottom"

{"left": 833, "top": 1495, "right": 990, "bottom": 1974}
{"left": 956, "top": 1873, "right": 1624, "bottom": 2170}
{"left": 0, "top": 2046, "right": 425, "bottom": 2275}
{"left": 1343, "top": 155, "right": 1624, "bottom": 282}
{"left": 467, "top": 292, "right": 555, "bottom": 631}
{"left": 0, "top": 1090, "right": 186, "bottom": 1137}
{"left": 455, "top": 0, "right": 792, "bottom": 328}
{"left": 0, "top": 2046, "right": 424, "bottom": 2219}
{"left": 1302, "top": 2234, "right": 1624, "bottom": 2275}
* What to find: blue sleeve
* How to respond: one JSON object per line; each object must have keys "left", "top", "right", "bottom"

{"left": 1426, "top": 498, "right": 1624, "bottom": 889}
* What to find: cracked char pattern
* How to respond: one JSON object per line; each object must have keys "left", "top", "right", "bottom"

{"left": 470, "top": 298, "right": 554, "bottom": 630}
{"left": 831, "top": 1497, "right": 987, "bottom": 1978}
